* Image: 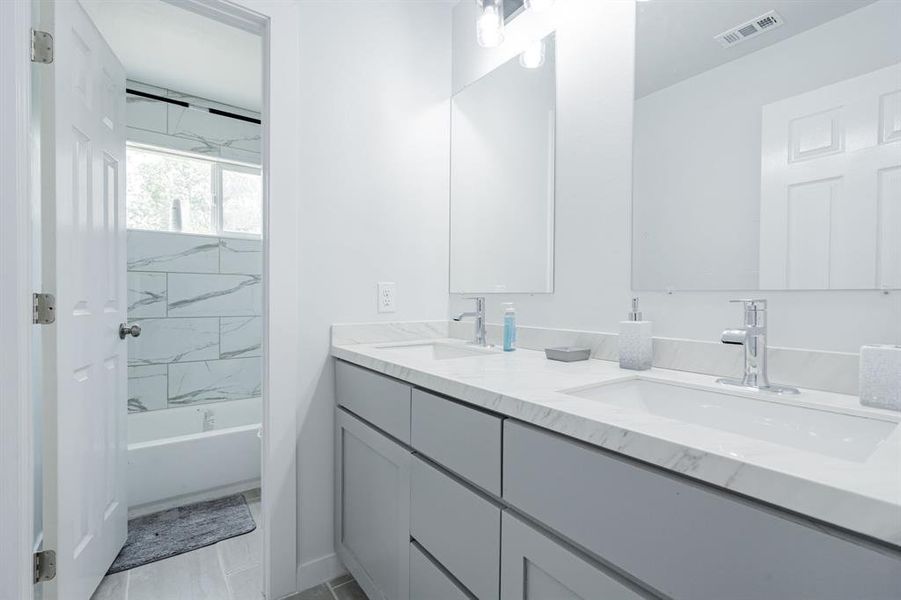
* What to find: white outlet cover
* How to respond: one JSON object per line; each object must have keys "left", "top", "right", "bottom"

{"left": 377, "top": 282, "right": 396, "bottom": 313}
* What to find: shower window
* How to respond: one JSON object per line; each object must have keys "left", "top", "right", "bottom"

{"left": 126, "top": 144, "right": 262, "bottom": 236}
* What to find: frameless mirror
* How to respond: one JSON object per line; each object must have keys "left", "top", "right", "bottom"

{"left": 450, "top": 33, "right": 556, "bottom": 294}
{"left": 632, "top": 1, "right": 901, "bottom": 291}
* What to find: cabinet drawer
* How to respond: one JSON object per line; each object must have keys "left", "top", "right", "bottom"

{"left": 412, "top": 389, "right": 502, "bottom": 495}
{"left": 504, "top": 420, "right": 901, "bottom": 600}
{"left": 501, "top": 512, "right": 647, "bottom": 600}
{"left": 411, "top": 543, "right": 472, "bottom": 600}
{"left": 411, "top": 457, "right": 501, "bottom": 600}
{"left": 336, "top": 360, "right": 411, "bottom": 443}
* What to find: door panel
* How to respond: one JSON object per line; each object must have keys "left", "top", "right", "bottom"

{"left": 41, "top": 1, "right": 127, "bottom": 598}
{"left": 759, "top": 63, "right": 901, "bottom": 289}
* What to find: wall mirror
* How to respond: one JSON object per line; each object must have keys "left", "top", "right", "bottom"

{"left": 450, "top": 33, "right": 556, "bottom": 293}
{"left": 632, "top": 1, "right": 901, "bottom": 291}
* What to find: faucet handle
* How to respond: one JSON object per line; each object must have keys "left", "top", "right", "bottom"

{"left": 730, "top": 299, "right": 766, "bottom": 327}
{"left": 729, "top": 298, "right": 767, "bottom": 308}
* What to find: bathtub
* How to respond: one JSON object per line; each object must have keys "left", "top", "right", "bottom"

{"left": 127, "top": 397, "right": 261, "bottom": 513}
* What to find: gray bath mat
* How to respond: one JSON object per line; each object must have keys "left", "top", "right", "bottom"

{"left": 108, "top": 494, "right": 256, "bottom": 574}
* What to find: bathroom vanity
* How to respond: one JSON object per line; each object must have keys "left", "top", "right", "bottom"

{"left": 332, "top": 332, "right": 901, "bottom": 600}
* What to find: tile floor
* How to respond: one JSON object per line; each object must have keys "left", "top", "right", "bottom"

{"left": 89, "top": 489, "right": 367, "bottom": 600}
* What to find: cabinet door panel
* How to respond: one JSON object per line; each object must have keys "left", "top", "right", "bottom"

{"left": 501, "top": 512, "right": 646, "bottom": 600}
{"left": 335, "top": 408, "right": 411, "bottom": 600}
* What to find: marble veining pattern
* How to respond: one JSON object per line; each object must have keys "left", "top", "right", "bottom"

{"left": 220, "top": 238, "right": 263, "bottom": 275}
{"left": 168, "top": 358, "right": 262, "bottom": 405}
{"left": 127, "top": 231, "right": 262, "bottom": 411}
{"left": 128, "top": 318, "right": 220, "bottom": 366}
{"left": 127, "top": 230, "right": 220, "bottom": 273}
{"left": 127, "top": 365, "right": 167, "bottom": 413}
{"left": 220, "top": 317, "right": 263, "bottom": 359}
{"left": 332, "top": 322, "right": 901, "bottom": 547}
{"left": 167, "top": 273, "right": 262, "bottom": 317}
{"left": 126, "top": 79, "right": 261, "bottom": 165}
{"left": 127, "top": 272, "right": 167, "bottom": 318}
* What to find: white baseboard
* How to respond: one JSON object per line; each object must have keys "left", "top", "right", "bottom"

{"left": 295, "top": 552, "right": 346, "bottom": 593}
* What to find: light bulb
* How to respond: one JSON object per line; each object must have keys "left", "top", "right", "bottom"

{"left": 519, "top": 38, "right": 545, "bottom": 69}
{"left": 476, "top": 0, "right": 504, "bottom": 48}
{"left": 524, "top": 0, "right": 555, "bottom": 12}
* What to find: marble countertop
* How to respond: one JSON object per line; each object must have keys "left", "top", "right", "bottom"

{"left": 331, "top": 330, "right": 901, "bottom": 548}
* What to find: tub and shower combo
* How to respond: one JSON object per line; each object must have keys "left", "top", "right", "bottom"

{"left": 126, "top": 397, "right": 261, "bottom": 513}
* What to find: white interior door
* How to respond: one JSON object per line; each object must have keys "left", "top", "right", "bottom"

{"left": 40, "top": 0, "right": 128, "bottom": 598}
{"left": 759, "top": 63, "right": 901, "bottom": 290}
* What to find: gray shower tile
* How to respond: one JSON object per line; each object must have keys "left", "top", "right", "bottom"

{"left": 127, "top": 365, "right": 168, "bottom": 412}
{"left": 168, "top": 273, "right": 262, "bottom": 317}
{"left": 128, "top": 272, "right": 167, "bottom": 318}
{"left": 127, "top": 545, "right": 229, "bottom": 600}
{"left": 128, "top": 318, "right": 219, "bottom": 366}
{"left": 168, "top": 357, "right": 261, "bottom": 405}
{"left": 128, "top": 229, "right": 220, "bottom": 273}
{"left": 220, "top": 238, "right": 263, "bottom": 275}
{"left": 220, "top": 316, "right": 263, "bottom": 359}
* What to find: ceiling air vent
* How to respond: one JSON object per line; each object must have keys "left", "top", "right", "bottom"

{"left": 714, "top": 10, "right": 784, "bottom": 48}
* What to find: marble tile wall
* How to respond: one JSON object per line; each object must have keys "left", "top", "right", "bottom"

{"left": 126, "top": 80, "right": 261, "bottom": 165}
{"left": 126, "top": 229, "right": 263, "bottom": 412}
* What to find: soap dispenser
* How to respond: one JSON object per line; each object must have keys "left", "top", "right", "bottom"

{"left": 619, "top": 298, "right": 652, "bottom": 370}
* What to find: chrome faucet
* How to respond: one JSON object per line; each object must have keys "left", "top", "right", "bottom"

{"left": 453, "top": 296, "right": 487, "bottom": 347}
{"left": 716, "top": 299, "right": 799, "bottom": 394}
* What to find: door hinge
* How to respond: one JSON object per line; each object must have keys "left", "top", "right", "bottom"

{"left": 33, "top": 550, "right": 56, "bottom": 584}
{"left": 31, "top": 29, "right": 53, "bottom": 64}
{"left": 33, "top": 293, "right": 56, "bottom": 324}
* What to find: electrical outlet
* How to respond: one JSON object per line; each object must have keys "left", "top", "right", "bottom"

{"left": 377, "top": 282, "right": 396, "bottom": 313}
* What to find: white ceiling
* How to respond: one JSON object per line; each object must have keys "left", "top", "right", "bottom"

{"left": 635, "top": 0, "right": 878, "bottom": 98}
{"left": 81, "top": 0, "right": 262, "bottom": 111}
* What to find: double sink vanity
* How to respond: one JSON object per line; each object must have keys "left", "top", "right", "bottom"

{"left": 331, "top": 327, "right": 901, "bottom": 600}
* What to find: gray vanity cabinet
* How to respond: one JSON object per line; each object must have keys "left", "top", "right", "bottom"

{"left": 411, "top": 456, "right": 501, "bottom": 600}
{"left": 503, "top": 420, "right": 901, "bottom": 600}
{"left": 410, "top": 543, "right": 474, "bottom": 600}
{"left": 335, "top": 408, "right": 411, "bottom": 600}
{"left": 500, "top": 512, "right": 647, "bottom": 600}
{"left": 336, "top": 360, "right": 412, "bottom": 443}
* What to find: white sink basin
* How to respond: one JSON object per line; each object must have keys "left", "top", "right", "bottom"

{"left": 561, "top": 379, "right": 897, "bottom": 462}
{"left": 375, "top": 341, "right": 500, "bottom": 361}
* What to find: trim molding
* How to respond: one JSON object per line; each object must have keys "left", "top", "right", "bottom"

{"left": 0, "top": 1, "right": 35, "bottom": 599}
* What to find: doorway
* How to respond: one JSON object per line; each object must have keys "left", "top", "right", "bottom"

{"left": 33, "top": 1, "right": 269, "bottom": 599}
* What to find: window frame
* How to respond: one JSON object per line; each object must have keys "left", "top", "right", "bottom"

{"left": 126, "top": 142, "right": 262, "bottom": 239}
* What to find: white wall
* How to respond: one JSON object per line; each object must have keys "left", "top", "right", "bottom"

{"left": 633, "top": 1, "right": 901, "bottom": 291}
{"left": 295, "top": 0, "right": 452, "bottom": 589}
{"left": 449, "top": 0, "right": 901, "bottom": 353}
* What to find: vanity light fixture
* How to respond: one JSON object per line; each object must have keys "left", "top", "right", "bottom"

{"left": 519, "top": 38, "right": 545, "bottom": 69}
{"left": 524, "top": 0, "right": 555, "bottom": 12}
{"left": 476, "top": 0, "right": 505, "bottom": 48}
